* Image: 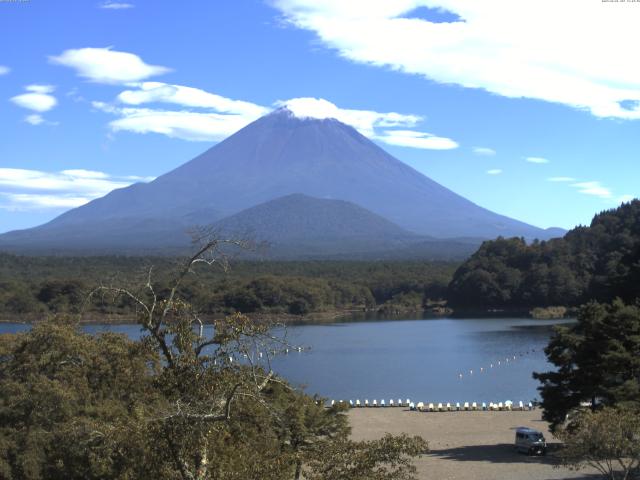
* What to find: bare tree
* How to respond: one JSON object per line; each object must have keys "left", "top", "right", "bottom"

{"left": 88, "top": 232, "right": 291, "bottom": 480}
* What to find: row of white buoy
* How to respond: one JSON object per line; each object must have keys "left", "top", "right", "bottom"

{"left": 329, "top": 399, "right": 534, "bottom": 411}
{"left": 214, "top": 347, "right": 306, "bottom": 364}
{"left": 458, "top": 351, "right": 540, "bottom": 379}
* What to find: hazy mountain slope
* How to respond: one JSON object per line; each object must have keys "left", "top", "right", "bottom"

{"left": 213, "top": 193, "right": 413, "bottom": 243}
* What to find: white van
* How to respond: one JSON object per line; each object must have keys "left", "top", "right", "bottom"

{"left": 514, "top": 427, "right": 547, "bottom": 455}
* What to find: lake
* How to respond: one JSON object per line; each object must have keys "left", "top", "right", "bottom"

{"left": 0, "top": 315, "right": 570, "bottom": 405}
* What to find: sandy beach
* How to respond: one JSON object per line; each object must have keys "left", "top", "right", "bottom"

{"left": 348, "top": 408, "right": 598, "bottom": 480}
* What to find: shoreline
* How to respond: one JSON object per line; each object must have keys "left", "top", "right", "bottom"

{"left": 0, "top": 306, "right": 572, "bottom": 326}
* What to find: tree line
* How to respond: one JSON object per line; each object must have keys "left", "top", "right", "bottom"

{"left": 0, "top": 256, "right": 455, "bottom": 320}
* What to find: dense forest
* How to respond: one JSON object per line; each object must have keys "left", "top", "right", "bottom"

{"left": 0, "top": 255, "right": 456, "bottom": 321}
{"left": 448, "top": 200, "right": 640, "bottom": 308}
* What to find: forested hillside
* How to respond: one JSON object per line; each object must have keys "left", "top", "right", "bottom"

{"left": 448, "top": 200, "right": 640, "bottom": 308}
{"left": 0, "top": 255, "right": 456, "bottom": 320}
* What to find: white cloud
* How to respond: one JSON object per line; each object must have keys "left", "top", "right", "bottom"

{"left": 60, "top": 169, "right": 110, "bottom": 179}
{"left": 117, "top": 82, "right": 268, "bottom": 117}
{"left": 94, "top": 103, "right": 255, "bottom": 142}
{"left": 0, "top": 66, "right": 9, "bottom": 75}
{"left": 25, "top": 114, "right": 44, "bottom": 125}
{"left": 10, "top": 85, "right": 57, "bottom": 112}
{"left": 2, "top": 193, "right": 92, "bottom": 210}
{"left": 50, "top": 47, "right": 171, "bottom": 84}
{"left": 526, "top": 156, "right": 549, "bottom": 164}
{"left": 99, "top": 1, "right": 134, "bottom": 9}
{"left": 548, "top": 176, "right": 576, "bottom": 182}
{"left": 25, "top": 84, "right": 55, "bottom": 94}
{"left": 473, "top": 147, "right": 495, "bottom": 156}
{"left": 487, "top": 169, "right": 502, "bottom": 175}
{"left": 97, "top": 91, "right": 457, "bottom": 148}
{"left": 274, "top": 0, "right": 640, "bottom": 120}
{"left": 0, "top": 168, "right": 154, "bottom": 210}
{"left": 375, "top": 129, "right": 458, "bottom": 150}
{"left": 571, "top": 181, "right": 612, "bottom": 198}
{"left": 278, "top": 97, "right": 421, "bottom": 137}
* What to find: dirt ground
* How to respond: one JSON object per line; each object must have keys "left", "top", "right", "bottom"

{"left": 348, "top": 408, "right": 600, "bottom": 480}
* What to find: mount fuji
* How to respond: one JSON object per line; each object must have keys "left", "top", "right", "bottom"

{"left": 0, "top": 107, "right": 562, "bottom": 257}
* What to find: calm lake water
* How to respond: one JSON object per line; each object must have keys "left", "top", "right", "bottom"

{"left": 0, "top": 316, "right": 571, "bottom": 405}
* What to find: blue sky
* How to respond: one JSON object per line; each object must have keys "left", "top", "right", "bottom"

{"left": 1, "top": 0, "right": 639, "bottom": 233}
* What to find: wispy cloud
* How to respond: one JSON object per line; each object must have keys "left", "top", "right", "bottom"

{"left": 10, "top": 85, "right": 57, "bottom": 112}
{"left": 571, "top": 181, "right": 612, "bottom": 198}
{"left": 550, "top": 177, "right": 632, "bottom": 203}
{"left": 50, "top": 47, "right": 171, "bottom": 84}
{"left": 375, "top": 129, "right": 458, "bottom": 150}
{"left": 473, "top": 147, "right": 495, "bottom": 156}
{"left": 547, "top": 177, "right": 576, "bottom": 182}
{"left": 118, "top": 82, "right": 268, "bottom": 117}
{"left": 273, "top": 1, "right": 640, "bottom": 120}
{"left": 0, "top": 66, "right": 10, "bottom": 75}
{"left": 526, "top": 156, "right": 549, "bottom": 164}
{"left": 99, "top": 1, "right": 134, "bottom": 9}
{"left": 94, "top": 103, "right": 256, "bottom": 142}
{"left": 25, "top": 114, "right": 45, "bottom": 125}
{"left": 0, "top": 168, "right": 154, "bottom": 210}
{"left": 487, "top": 169, "right": 502, "bottom": 175}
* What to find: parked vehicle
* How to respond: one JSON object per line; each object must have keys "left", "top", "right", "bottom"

{"left": 514, "top": 427, "right": 547, "bottom": 455}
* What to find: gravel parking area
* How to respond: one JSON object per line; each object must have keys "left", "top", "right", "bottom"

{"left": 348, "top": 408, "right": 599, "bottom": 480}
